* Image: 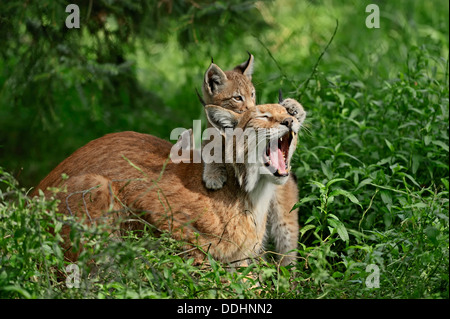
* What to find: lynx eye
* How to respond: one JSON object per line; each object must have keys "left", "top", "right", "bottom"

{"left": 233, "top": 95, "right": 244, "bottom": 102}
{"left": 256, "top": 115, "right": 270, "bottom": 121}
{"left": 255, "top": 110, "right": 272, "bottom": 121}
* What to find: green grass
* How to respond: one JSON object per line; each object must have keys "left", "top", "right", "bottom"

{"left": 0, "top": 0, "right": 449, "bottom": 299}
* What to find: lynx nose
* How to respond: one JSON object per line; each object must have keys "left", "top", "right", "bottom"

{"left": 281, "top": 117, "right": 293, "bottom": 128}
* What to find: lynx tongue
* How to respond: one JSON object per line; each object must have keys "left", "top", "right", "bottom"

{"left": 269, "top": 148, "right": 287, "bottom": 175}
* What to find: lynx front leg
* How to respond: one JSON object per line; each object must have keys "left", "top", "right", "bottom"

{"left": 203, "top": 162, "right": 227, "bottom": 190}
{"left": 268, "top": 178, "right": 300, "bottom": 266}
{"left": 178, "top": 128, "right": 228, "bottom": 190}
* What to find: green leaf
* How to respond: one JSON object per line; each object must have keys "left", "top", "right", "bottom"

{"left": 299, "top": 224, "right": 316, "bottom": 238}
{"left": 327, "top": 213, "right": 340, "bottom": 221}
{"left": 335, "top": 152, "right": 363, "bottom": 164}
{"left": 411, "top": 154, "right": 421, "bottom": 174}
{"left": 380, "top": 189, "right": 393, "bottom": 206}
{"left": 355, "top": 178, "right": 373, "bottom": 191}
{"left": 54, "top": 221, "right": 63, "bottom": 233}
{"left": 383, "top": 211, "right": 393, "bottom": 228}
{"left": 441, "top": 178, "right": 449, "bottom": 191}
{"left": 376, "top": 158, "right": 392, "bottom": 167}
{"left": 280, "top": 266, "right": 290, "bottom": 277}
{"left": 236, "top": 263, "right": 256, "bottom": 281}
{"left": 326, "top": 178, "right": 348, "bottom": 188}
{"left": 398, "top": 172, "right": 421, "bottom": 188}
{"left": 385, "top": 139, "right": 395, "bottom": 152}
{"left": 304, "top": 215, "right": 316, "bottom": 225}
{"left": 380, "top": 189, "right": 393, "bottom": 213}
{"left": 309, "top": 181, "right": 326, "bottom": 190}
{"left": 290, "top": 195, "right": 319, "bottom": 212}
{"left": 328, "top": 188, "right": 362, "bottom": 207}
{"left": 337, "top": 92, "right": 346, "bottom": 106}
{"left": 1, "top": 286, "right": 32, "bottom": 299}
{"left": 424, "top": 226, "right": 440, "bottom": 246}
{"left": 410, "top": 202, "right": 427, "bottom": 209}
{"left": 431, "top": 140, "right": 449, "bottom": 152}
{"left": 321, "top": 162, "right": 333, "bottom": 180}
{"left": 327, "top": 218, "right": 349, "bottom": 242}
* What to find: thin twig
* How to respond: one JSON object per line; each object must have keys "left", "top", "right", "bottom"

{"left": 297, "top": 19, "right": 339, "bottom": 100}
{"left": 358, "top": 188, "right": 379, "bottom": 231}
{"left": 256, "top": 37, "right": 297, "bottom": 89}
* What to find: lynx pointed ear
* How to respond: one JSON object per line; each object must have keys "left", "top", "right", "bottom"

{"left": 204, "top": 105, "right": 240, "bottom": 134}
{"left": 204, "top": 63, "right": 228, "bottom": 95}
{"left": 233, "top": 52, "right": 254, "bottom": 80}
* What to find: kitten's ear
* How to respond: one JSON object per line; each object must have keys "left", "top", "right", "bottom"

{"left": 233, "top": 52, "right": 254, "bottom": 80}
{"left": 203, "top": 63, "right": 228, "bottom": 96}
{"left": 204, "top": 105, "right": 240, "bottom": 134}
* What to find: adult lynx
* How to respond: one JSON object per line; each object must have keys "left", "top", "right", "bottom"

{"left": 32, "top": 104, "right": 301, "bottom": 265}
{"left": 200, "top": 55, "right": 306, "bottom": 265}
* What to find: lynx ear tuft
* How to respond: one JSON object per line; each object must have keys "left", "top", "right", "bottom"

{"left": 278, "top": 89, "right": 284, "bottom": 104}
{"left": 233, "top": 52, "right": 254, "bottom": 80}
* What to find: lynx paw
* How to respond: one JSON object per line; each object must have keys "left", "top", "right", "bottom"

{"left": 204, "top": 173, "right": 227, "bottom": 190}
{"left": 280, "top": 98, "right": 306, "bottom": 124}
{"left": 203, "top": 163, "right": 228, "bottom": 190}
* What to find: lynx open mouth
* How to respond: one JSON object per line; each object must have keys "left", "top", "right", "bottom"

{"left": 263, "top": 130, "right": 294, "bottom": 177}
